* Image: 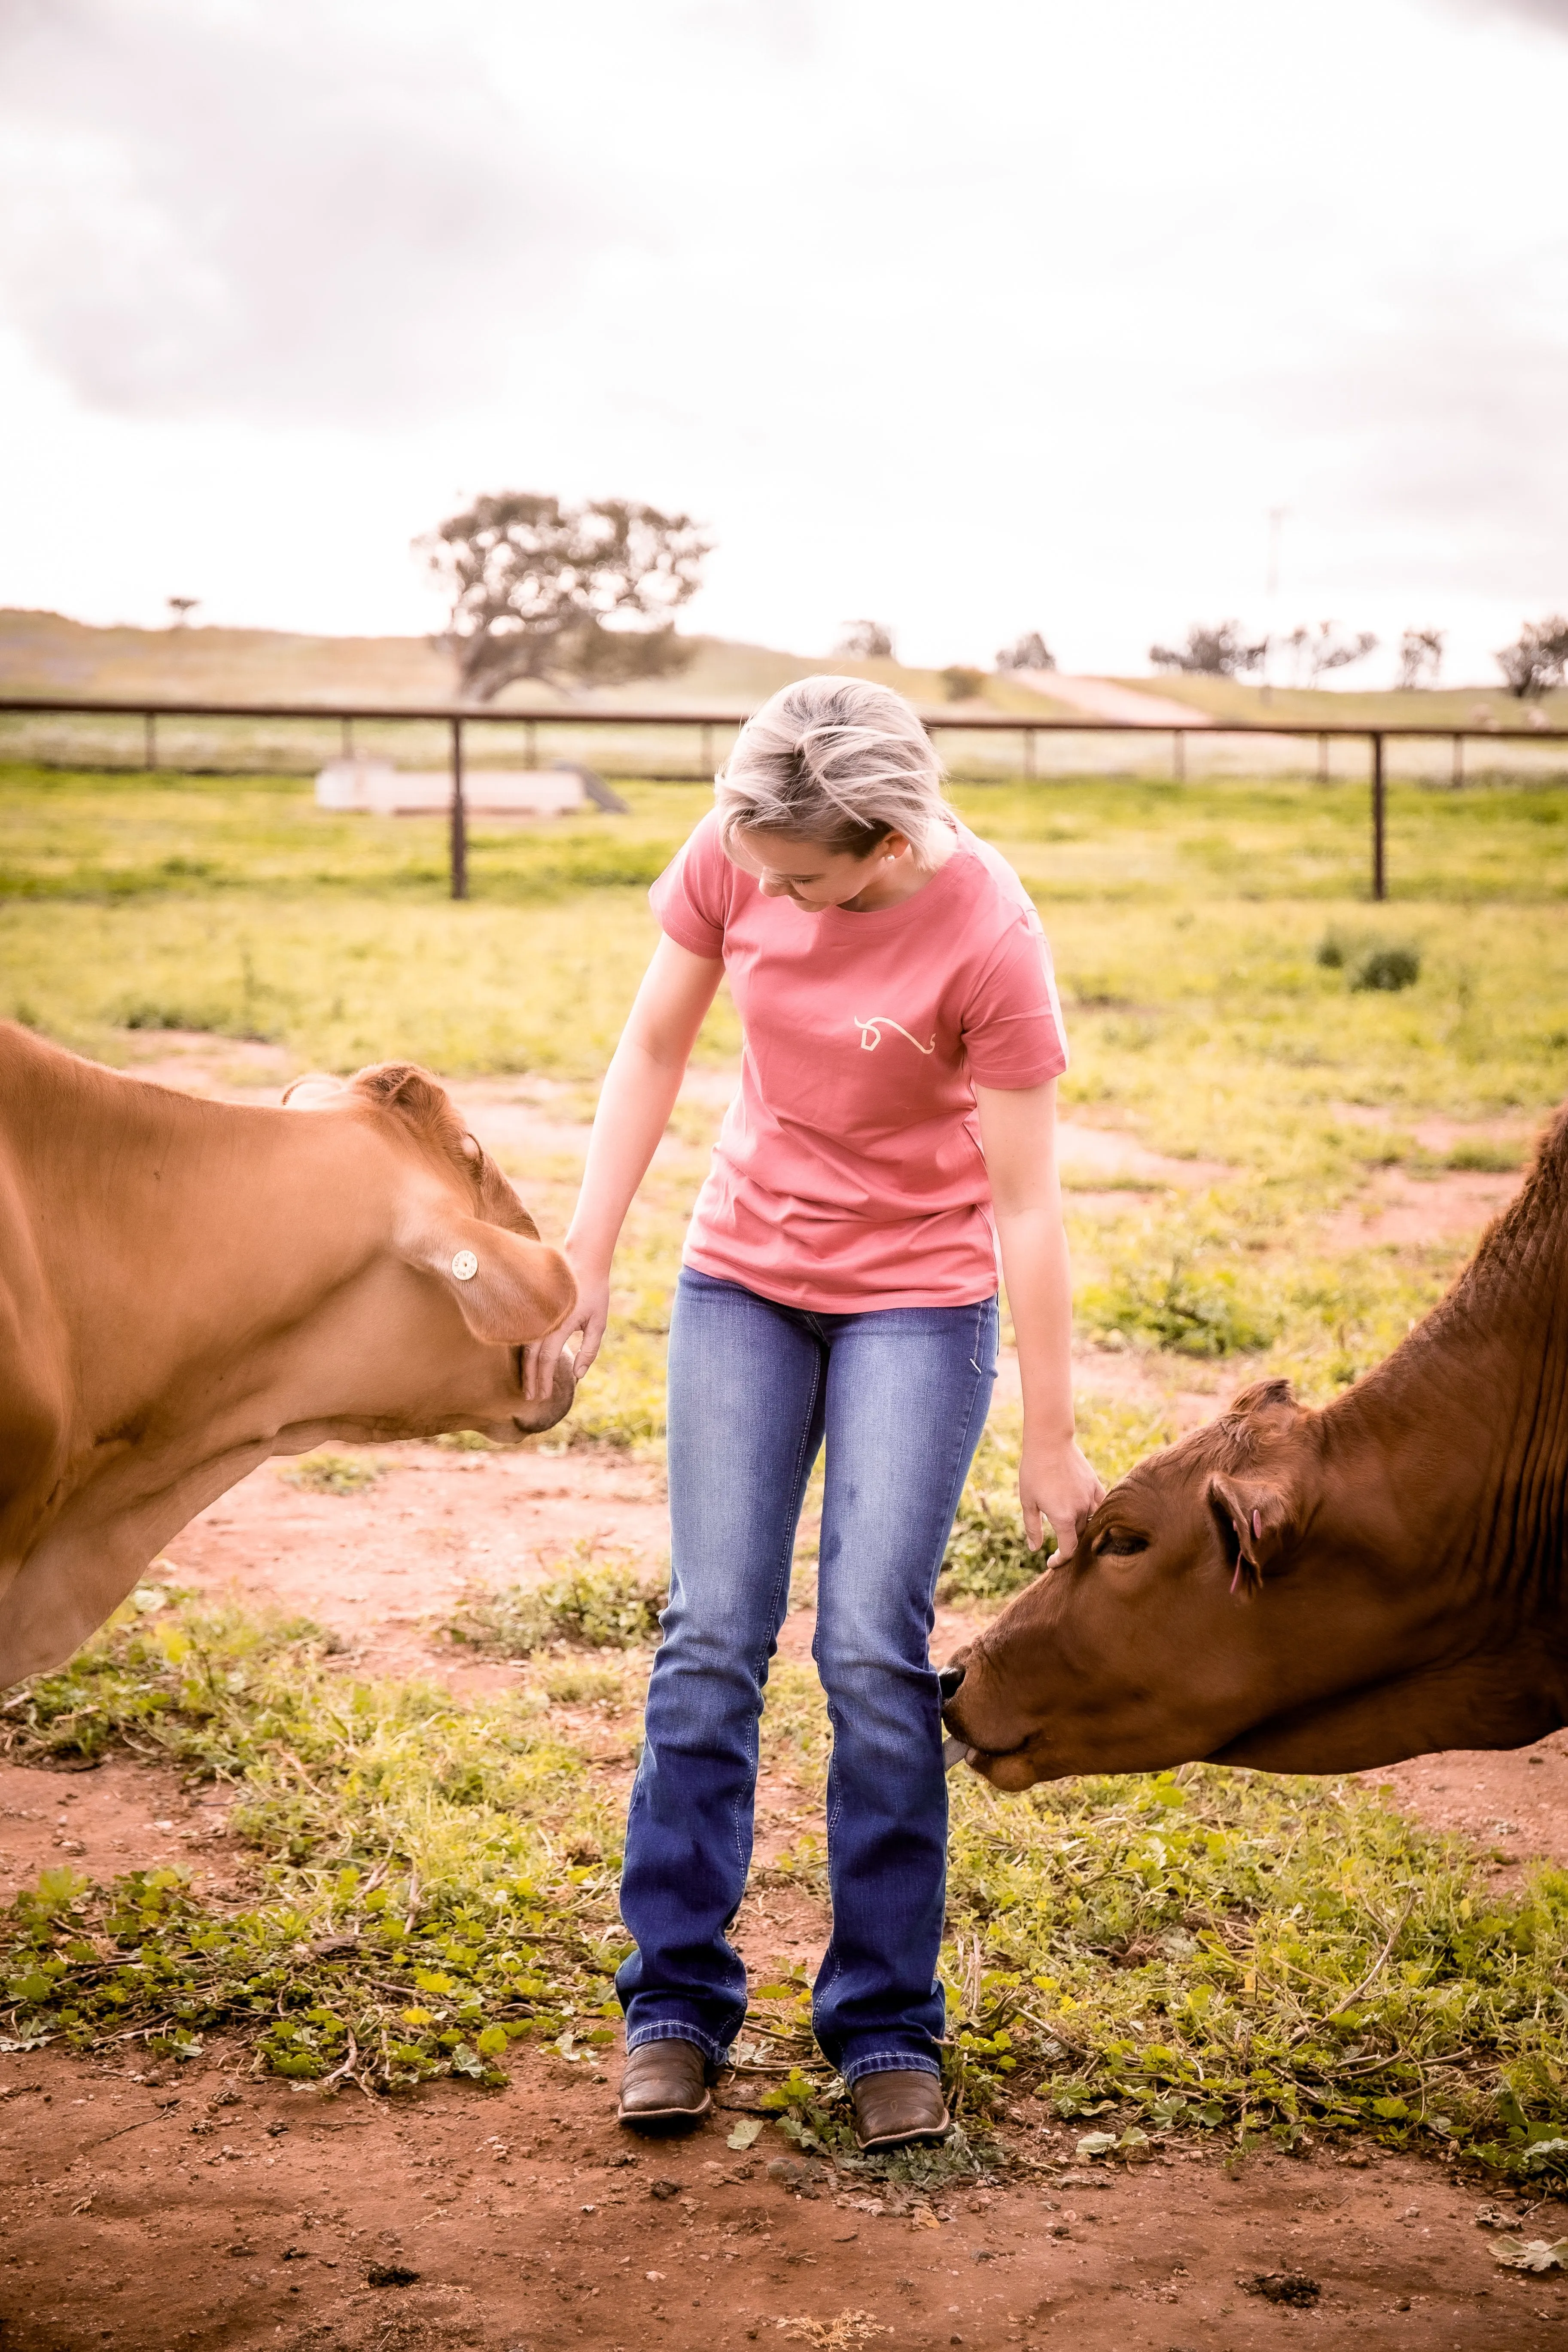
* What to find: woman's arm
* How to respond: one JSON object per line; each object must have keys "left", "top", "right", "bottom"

{"left": 522, "top": 935, "right": 724, "bottom": 1401}
{"left": 973, "top": 1079, "right": 1104, "bottom": 1558}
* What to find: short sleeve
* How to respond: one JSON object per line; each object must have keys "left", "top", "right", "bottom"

{"left": 961, "top": 910, "right": 1069, "bottom": 1087}
{"left": 648, "top": 811, "right": 730, "bottom": 958}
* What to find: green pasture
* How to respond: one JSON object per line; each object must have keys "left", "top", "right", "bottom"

{"left": 4, "top": 757, "right": 1568, "bottom": 2166}
{"left": 6, "top": 1585, "right": 1568, "bottom": 2179}
{"left": 5, "top": 759, "right": 1565, "bottom": 1436}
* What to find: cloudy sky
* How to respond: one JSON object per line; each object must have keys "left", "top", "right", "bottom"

{"left": 1, "top": 0, "right": 1565, "bottom": 680}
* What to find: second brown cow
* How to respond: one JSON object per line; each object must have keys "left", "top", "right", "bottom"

{"left": 943, "top": 1101, "right": 1568, "bottom": 1786}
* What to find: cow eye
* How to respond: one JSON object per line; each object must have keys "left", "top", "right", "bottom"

{"left": 1096, "top": 1528, "right": 1149, "bottom": 1557}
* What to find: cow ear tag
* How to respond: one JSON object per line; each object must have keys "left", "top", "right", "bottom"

{"left": 451, "top": 1249, "right": 479, "bottom": 1282}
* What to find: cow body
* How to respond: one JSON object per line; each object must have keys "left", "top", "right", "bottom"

{"left": 0, "top": 1026, "right": 576, "bottom": 1683}
{"left": 944, "top": 1102, "right": 1568, "bottom": 1785}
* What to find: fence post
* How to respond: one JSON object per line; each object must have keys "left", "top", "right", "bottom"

{"left": 701, "top": 721, "right": 713, "bottom": 779}
{"left": 1318, "top": 732, "right": 1329, "bottom": 785}
{"left": 341, "top": 715, "right": 354, "bottom": 759}
{"left": 144, "top": 711, "right": 156, "bottom": 770}
{"left": 525, "top": 718, "right": 537, "bottom": 772}
{"left": 1023, "top": 727, "right": 1036, "bottom": 781}
{"left": 1452, "top": 733, "right": 1464, "bottom": 789}
{"left": 450, "top": 716, "right": 468, "bottom": 902}
{"left": 1371, "top": 732, "right": 1386, "bottom": 901}
{"left": 1172, "top": 729, "right": 1185, "bottom": 782}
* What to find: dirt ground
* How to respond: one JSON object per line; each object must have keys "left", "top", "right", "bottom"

{"left": 2, "top": 1043, "right": 1562, "bottom": 2350}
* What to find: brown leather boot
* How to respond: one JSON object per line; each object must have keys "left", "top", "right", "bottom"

{"left": 850, "top": 2069, "right": 951, "bottom": 2151}
{"left": 617, "top": 2039, "right": 713, "bottom": 2131}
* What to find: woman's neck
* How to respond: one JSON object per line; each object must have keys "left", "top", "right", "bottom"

{"left": 841, "top": 824, "right": 959, "bottom": 913}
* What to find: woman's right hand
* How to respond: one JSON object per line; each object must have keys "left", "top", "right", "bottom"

{"left": 523, "top": 1253, "right": 609, "bottom": 1404}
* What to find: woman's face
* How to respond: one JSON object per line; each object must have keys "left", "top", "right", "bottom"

{"left": 731, "top": 827, "right": 912, "bottom": 913}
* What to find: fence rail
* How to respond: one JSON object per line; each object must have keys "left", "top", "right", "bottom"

{"left": 3, "top": 694, "right": 1566, "bottom": 903}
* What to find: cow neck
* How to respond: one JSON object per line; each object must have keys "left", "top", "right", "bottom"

{"left": 1318, "top": 1104, "right": 1568, "bottom": 1613}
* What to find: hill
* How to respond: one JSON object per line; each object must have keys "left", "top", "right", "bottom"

{"left": 0, "top": 609, "right": 1081, "bottom": 720}
{"left": 1112, "top": 669, "right": 1568, "bottom": 733}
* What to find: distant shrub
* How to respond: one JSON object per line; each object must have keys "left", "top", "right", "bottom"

{"left": 1079, "top": 1251, "right": 1279, "bottom": 1358}
{"left": 281, "top": 1451, "right": 384, "bottom": 1495}
{"left": 449, "top": 1546, "right": 664, "bottom": 1656}
{"left": 119, "top": 1000, "right": 217, "bottom": 1031}
{"left": 1349, "top": 945, "right": 1421, "bottom": 993}
{"left": 1315, "top": 930, "right": 1421, "bottom": 992}
{"left": 940, "top": 666, "right": 987, "bottom": 703}
{"left": 1444, "top": 1138, "right": 1524, "bottom": 1174}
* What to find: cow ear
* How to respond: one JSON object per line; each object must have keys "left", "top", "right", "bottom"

{"left": 1207, "top": 1473, "right": 1297, "bottom": 1595}
{"left": 400, "top": 1214, "right": 576, "bottom": 1343}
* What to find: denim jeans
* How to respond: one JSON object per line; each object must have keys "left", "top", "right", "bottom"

{"left": 617, "top": 1267, "right": 998, "bottom": 2085}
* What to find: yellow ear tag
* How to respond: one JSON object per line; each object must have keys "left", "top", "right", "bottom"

{"left": 451, "top": 1249, "right": 479, "bottom": 1282}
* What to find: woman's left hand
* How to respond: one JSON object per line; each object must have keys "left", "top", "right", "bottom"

{"left": 1019, "top": 1435, "right": 1105, "bottom": 1559}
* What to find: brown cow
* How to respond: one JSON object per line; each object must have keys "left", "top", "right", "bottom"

{"left": 942, "top": 1101, "right": 1568, "bottom": 1786}
{"left": 0, "top": 1024, "right": 576, "bottom": 1685}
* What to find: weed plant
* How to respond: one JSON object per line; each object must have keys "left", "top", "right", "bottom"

{"left": 447, "top": 1544, "right": 665, "bottom": 1656}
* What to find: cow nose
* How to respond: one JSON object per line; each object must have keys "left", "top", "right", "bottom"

{"left": 937, "top": 1664, "right": 966, "bottom": 1704}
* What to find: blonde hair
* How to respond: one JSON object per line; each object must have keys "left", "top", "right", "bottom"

{"left": 714, "top": 675, "right": 953, "bottom": 863}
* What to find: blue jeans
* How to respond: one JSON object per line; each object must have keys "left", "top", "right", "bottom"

{"left": 616, "top": 1267, "right": 998, "bottom": 2085}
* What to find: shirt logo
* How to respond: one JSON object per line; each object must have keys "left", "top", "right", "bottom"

{"left": 854, "top": 1016, "right": 936, "bottom": 1055}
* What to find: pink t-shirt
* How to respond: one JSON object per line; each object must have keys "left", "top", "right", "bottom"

{"left": 649, "top": 813, "right": 1068, "bottom": 1311}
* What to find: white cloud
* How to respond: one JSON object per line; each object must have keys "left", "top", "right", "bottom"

{"left": 0, "top": 0, "right": 612, "bottom": 422}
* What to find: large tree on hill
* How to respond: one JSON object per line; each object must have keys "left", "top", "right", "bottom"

{"left": 1149, "top": 621, "right": 1269, "bottom": 678}
{"left": 420, "top": 493, "right": 712, "bottom": 701}
{"left": 1496, "top": 616, "right": 1568, "bottom": 700}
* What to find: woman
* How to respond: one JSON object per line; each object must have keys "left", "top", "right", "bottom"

{"left": 526, "top": 677, "right": 1102, "bottom": 2151}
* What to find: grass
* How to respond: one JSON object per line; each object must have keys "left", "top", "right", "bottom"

{"left": 280, "top": 1451, "right": 386, "bottom": 1496}
{"left": 4, "top": 1588, "right": 1568, "bottom": 2178}
{"left": 4, "top": 753, "right": 1568, "bottom": 2166}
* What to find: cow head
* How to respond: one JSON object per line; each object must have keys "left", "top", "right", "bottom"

{"left": 941, "top": 1378, "right": 1460, "bottom": 1784}
{"left": 277, "top": 1060, "right": 578, "bottom": 1441}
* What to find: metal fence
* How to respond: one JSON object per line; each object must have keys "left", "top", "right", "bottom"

{"left": 3, "top": 694, "right": 1566, "bottom": 903}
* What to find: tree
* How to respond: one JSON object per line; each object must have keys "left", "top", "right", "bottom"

{"left": 996, "top": 631, "right": 1055, "bottom": 673}
{"left": 419, "top": 492, "right": 711, "bottom": 702}
{"left": 832, "top": 619, "right": 896, "bottom": 660}
{"left": 1395, "top": 628, "right": 1445, "bottom": 690}
{"left": 1278, "top": 622, "right": 1378, "bottom": 686}
{"left": 1496, "top": 616, "right": 1568, "bottom": 699}
{"left": 167, "top": 596, "right": 199, "bottom": 627}
{"left": 1149, "top": 621, "right": 1268, "bottom": 678}
{"left": 939, "top": 666, "right": 986, "bottom": 702}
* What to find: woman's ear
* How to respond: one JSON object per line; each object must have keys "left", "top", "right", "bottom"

{"left": 399, "top": 1214, "right": 576, "bottom": 1343}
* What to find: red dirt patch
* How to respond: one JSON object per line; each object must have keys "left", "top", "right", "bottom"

{"left": 1322, "top": 1165, "right": 1522, "bottom": 1252}
{"left": 2, "top": 2041, "right": 1559, "bottom": 2352}
{"left": 1365, "top": 1729, "right": 1568, "bottom": 1892}
{"left": 167, "top": 1442, "right": 669, "bottom": 1690}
